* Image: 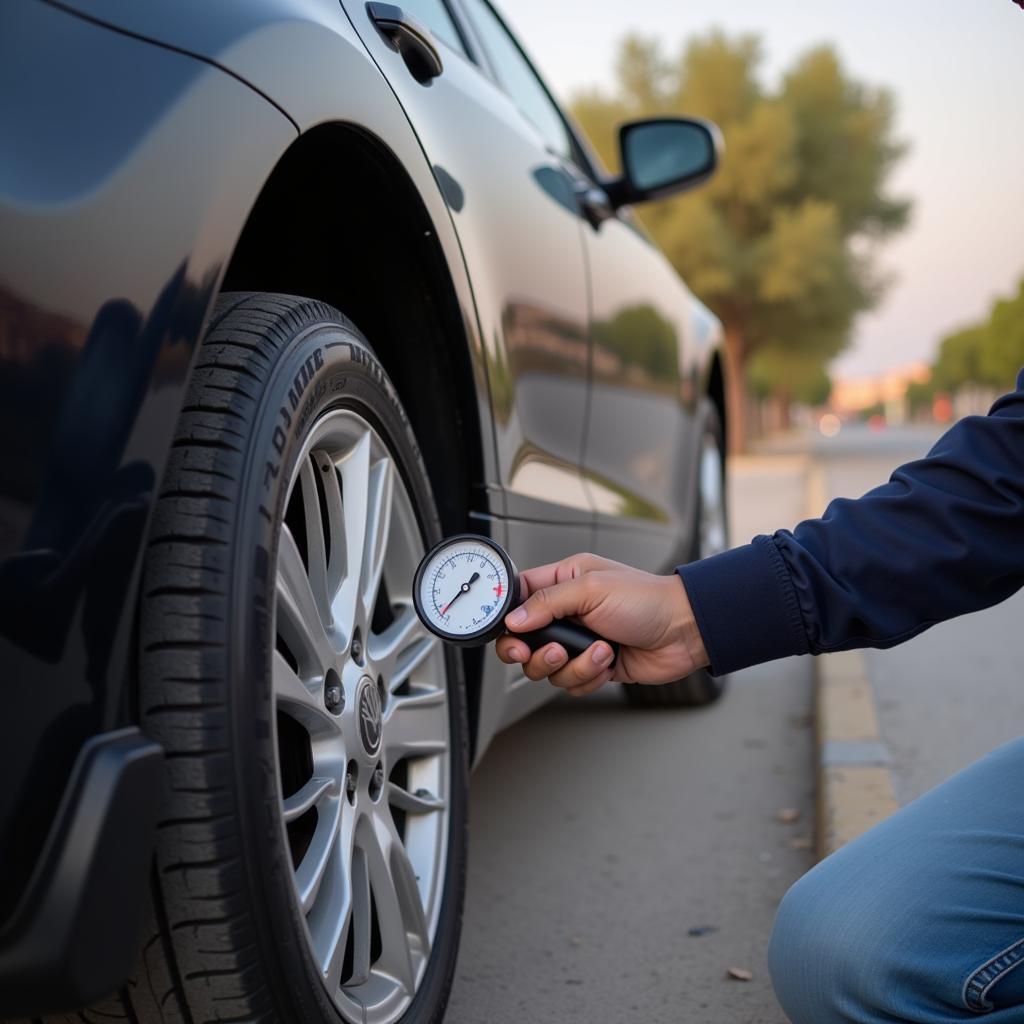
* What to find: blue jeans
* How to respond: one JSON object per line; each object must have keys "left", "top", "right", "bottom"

{"left": 769, "top": 737, "right": 1024, "bottom": 1022}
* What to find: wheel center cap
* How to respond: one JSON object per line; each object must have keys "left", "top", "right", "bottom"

{"left": 357, "top": 676, "right": 382, "bottom": 757}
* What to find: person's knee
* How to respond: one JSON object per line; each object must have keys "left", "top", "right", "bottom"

{"left": 768, "top": 863, "right": 883, "bottom": 1024}
{"left": 768, "top": 871, "right": 831, "bottom": 1024}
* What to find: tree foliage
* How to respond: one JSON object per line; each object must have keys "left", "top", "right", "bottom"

{"left": 930, "top": 277, "right": 1024, "bottom": 392}
{"left": 571, "top": 31, "right": 910, "bottom": 447}
{"left": 748, "top": 346, "right": 832, "bottom": 407}
{"left": 932, "top": 325, "right": 989, "bottom": 392}
{"left": 982, "top": 278, "right": 1024, "bottom": 386}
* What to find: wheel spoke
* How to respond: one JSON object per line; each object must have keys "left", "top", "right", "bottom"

{"left": 348, "top": 843, "right": 373, "bottom": 987}
{"left": 299, "top": 457, "right": 332, "bottom": 624}
{"left": 310, "top": 809, "right": 356, "bottom": 993}
{"left": 277, "top": 524, "right": 333, "bottom": 670}
{"left": 283, "top": 775, "right": 335, "bottom": 823}
{"left": 334, "top": 430, "right": 371, "bottom": 646}
{"left": 392, "top": 635, "right": 438, "bottom": 693}
{"left": 388, "top": 781, "right": 445, "bottom": 815}
{"left": 360, "top": 456, "right": 394, "bottom": 620}
{"left": 370, "top": 605, "right": 437, "bottom": 691}
{"left": 383, "top": 688, "right": 448, "bottom": 763}
{"left": 316, "top": 453, "right": 347, "bottom": 601}
{"left": 273, "top": 651, "right": 323, "bottom": 715}
{"left": 295, "top": 796, "right": 343, "bottom": 913}
{"left": 362, "top": 814, "right": 428, "bottom": 992}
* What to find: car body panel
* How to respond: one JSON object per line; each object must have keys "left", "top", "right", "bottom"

{"left": 336, "top": 0, "right": 602, "bottom": 740}
{"left": 0, "top": 1, "right": 296, "bottom": 936}
{"left": 47, "top": 0, "right": 505, "bottom": 494}
{"left": 54, "top": 0, "right": 596, "bottom": 522}
{"left": 583, "top": 216, "right": 706, "bottom": 572}
{"left": 338, "top": 0, "right": 594, "bottom": 526}
{"left": 44, "top": 0, "right": 586, "bottom": 754}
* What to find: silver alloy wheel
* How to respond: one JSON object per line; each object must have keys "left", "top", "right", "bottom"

{"left": 271, "top": 409, "right": 449, "bottom": 1024}
{"left": 698, "top": 432, "right": 728, "bottom": 558}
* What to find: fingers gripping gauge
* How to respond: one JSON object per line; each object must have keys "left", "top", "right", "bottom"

{"left": 412, "top": 534, "right": 618, "bottom": 663}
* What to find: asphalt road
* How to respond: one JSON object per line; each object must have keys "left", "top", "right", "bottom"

{"left": 814, "top": 422, "right": 1024, "bottom": 804}
{"left": 446, "top": 460, "right": 814, "bottom": 1024}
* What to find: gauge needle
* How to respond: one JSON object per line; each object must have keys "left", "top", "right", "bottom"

{"left": 441, "top": 571, "right": 479, "bottom": 615}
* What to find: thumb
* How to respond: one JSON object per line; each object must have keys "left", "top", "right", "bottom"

{"left": 505, "top": 576, "right": 592, "bottom": 633}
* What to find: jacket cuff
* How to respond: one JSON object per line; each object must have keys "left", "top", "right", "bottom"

{"left": 676, "top": 536, "right": 809, "bottom": 676}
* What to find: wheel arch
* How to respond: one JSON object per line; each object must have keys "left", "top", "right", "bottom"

{"left": 219, "top": 122, "right": 489, "bottom": 755}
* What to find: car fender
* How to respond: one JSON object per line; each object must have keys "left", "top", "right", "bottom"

{"left": 35, "top": 1, "right": 504, "bottom": 753}
{"left": 0, "top": 0, "right": 296, "bottom": 983}
{"left": 45, "top": 2, "right": 498, "bottom": 492}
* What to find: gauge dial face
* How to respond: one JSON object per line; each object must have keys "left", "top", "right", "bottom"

{"left": 416, "top": 538, "right": 513, "bottom": 643}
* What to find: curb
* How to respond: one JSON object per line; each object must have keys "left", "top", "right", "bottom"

{"left": 806, "top": 463, "right": 900, "bottom": 860}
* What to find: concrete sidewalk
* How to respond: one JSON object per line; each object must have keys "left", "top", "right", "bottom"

{"left": 730, "top": 452, "right": 898, "bottom": 859}
{"left": 727, "top": 454, "right": 810, "bottom": 536}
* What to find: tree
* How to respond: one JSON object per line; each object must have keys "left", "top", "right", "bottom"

{"left": 905, "top": 377, "right": 937, "bottom": 417}
{"left": 572, "top": 32, "right": 910, "bottom": 452}
{"left": 981, "top": 277, "right": 1024, "bottom": 387}
{"left": 932, "top": 324, "right": 989, "bottom": 392}
{"left": 748, "top": 346, "right": 832, "bottom": 409}
{"left": 928, "top": 276, "right": 1024, "bottom": 394}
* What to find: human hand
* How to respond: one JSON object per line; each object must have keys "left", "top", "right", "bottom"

{"left": 494, "top": 552, "right": 709, "bottom": 698}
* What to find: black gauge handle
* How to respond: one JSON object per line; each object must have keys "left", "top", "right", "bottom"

{"left": 517, "top": 621, "right": 619, "bottom": 665}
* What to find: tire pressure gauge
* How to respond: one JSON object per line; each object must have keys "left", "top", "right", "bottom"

{"left": 412, "top": 534, "right": 618, "bottom": 663}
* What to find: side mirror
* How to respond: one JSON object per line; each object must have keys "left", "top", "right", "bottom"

{"left": 606, "top": 117, "right": 722, "bottom": 208}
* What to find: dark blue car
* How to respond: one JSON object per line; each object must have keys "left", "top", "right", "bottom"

{"left": 0, "top": 2, "right": 727, "bottom": 1019}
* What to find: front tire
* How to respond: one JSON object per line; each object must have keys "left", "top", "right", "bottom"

{"left": 135, "top": 293, "right": 468, "bottom": 1024}
{"left": 624, "top": 402, "right": 729, "bottom": 708}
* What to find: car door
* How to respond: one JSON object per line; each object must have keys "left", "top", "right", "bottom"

{"left": 340, "top": 0, "right": 593, "bottom": 540}
{"left": 339, "top": 0, "right": 597, "bottom": 732}
{"left": 579, "top": 204, "right": 702, "bottom": 573}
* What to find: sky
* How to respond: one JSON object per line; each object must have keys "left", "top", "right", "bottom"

{"left": 501, "top": 0, "right": 1024, "bottom": 379}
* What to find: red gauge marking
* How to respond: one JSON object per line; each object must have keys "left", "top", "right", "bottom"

{"left": 493, "top": 583, "right": 503, "bottom": 599}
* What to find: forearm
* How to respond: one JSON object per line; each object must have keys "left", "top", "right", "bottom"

{"left": 680, "top": 371, "right": 1024, "bottom": 676}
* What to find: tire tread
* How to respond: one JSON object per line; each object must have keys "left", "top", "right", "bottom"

{"left": 64, "top": 295, "right": 338, "bottom": 1024}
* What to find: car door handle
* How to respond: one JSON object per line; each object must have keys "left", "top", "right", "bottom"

{"left": 366, "top": 2, "right": 443, "bottom": 85}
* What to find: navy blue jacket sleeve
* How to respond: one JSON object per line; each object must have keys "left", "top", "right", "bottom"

{"left": 678, "top": 369, "right": 1024, "bottom": 676}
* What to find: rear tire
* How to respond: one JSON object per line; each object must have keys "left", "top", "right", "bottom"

{"left": 82, "top": 293, "right": 468, "bottom": 1024}
{"left": 624, "top": 402, "right": 728, "bottom": 708}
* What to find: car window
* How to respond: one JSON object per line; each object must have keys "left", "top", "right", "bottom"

{"left": 399, "top": 0, "right": 469, "bottom": 58}
{"left": 460, "top": 0, "right": 573, "bottom": 160}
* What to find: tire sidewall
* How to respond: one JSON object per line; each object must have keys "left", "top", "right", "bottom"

{"left": 692, "top": 398, "right": 727, "bottom": 562}
{"left": 229, "top": 312, "right": 467, "bottom": 1023}
{"left": 687, "top": 399, "right": 727, "bottom": 698}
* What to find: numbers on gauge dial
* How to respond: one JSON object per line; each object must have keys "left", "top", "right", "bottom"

{"left": 420, "top": 542, "right": 510, "bottom": 637}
